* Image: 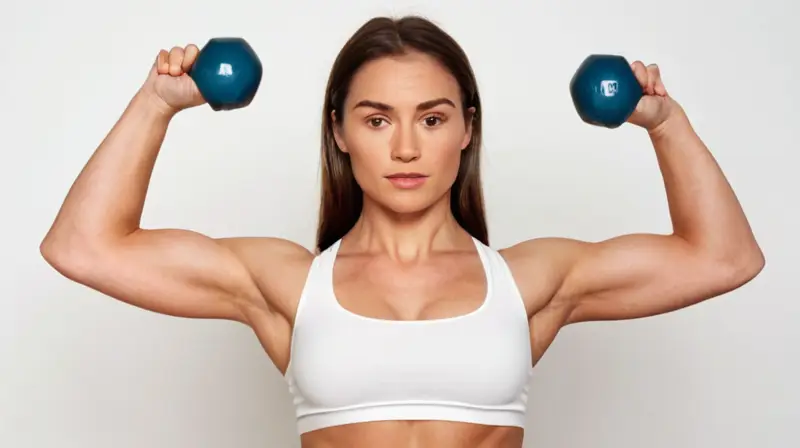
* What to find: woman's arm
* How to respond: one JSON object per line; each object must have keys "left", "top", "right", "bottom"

{"left": 502, "top": 61, "right": 764, "bottom": 325}
{"left": 40, "top": 81, "right": 310, "bottom": 324}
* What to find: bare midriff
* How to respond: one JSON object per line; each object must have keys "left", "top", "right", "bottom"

{"left": 299, "top": 421, "right": 524, "bottom": 448}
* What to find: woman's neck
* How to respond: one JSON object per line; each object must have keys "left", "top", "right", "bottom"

{"left": 345, "top": 196, "right": 470, "bottom": 262}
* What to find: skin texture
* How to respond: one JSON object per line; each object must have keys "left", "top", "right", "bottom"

{"left": 40, "top": 44, "right": 764, "bottom": 448}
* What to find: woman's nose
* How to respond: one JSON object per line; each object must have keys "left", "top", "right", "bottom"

{"left": 390, "top": 123, "right": 421, "bottom": 162}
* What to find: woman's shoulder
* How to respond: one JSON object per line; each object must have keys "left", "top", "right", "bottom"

{"left": 218, "top": 236, "right": 315, "bottom": 268}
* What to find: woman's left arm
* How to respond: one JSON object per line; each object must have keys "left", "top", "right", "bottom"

{"left": 502, "top": 61, "right": 765, "bottom": 324}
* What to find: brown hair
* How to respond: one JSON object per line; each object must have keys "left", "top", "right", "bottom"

{"left": 315, "top": 15, "right": 487, "bottom": 252}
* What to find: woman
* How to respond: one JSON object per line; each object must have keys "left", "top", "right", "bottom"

{"left": 40, "top": 15, "right": 764, "bottom": 448}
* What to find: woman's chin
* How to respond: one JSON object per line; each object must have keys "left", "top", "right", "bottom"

{"left": 368, "top": 191, "right": 449, "bottom": 217}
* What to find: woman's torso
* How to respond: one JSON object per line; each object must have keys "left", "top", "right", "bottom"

{"left": 246, "top": 236, "right": 560, "bottom": 447}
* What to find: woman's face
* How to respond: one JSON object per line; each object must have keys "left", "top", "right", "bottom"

{"left": 333, "top": 51, "right": 474, "bottom": 215}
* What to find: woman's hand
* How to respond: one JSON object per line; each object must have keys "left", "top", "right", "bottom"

{"left": 626, "top": 61, "right": 683, "bottom": 133}
{"left": 139, "top": 45, "right": 207, "bottom": 116}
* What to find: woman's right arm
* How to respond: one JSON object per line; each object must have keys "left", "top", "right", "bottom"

{"left": 40, "top": 46, "right": 309, "bottom": 324}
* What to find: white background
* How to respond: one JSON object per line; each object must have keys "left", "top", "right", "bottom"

{"left": 2, "top": 1, "right": 797, "bottom": 447}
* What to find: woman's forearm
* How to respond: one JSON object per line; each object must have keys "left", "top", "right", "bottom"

{"left": 42, "top": 90, "right": 175, "bottom": 253}
{"left": 650, "top": 105, "right": 763, "bottom": 266}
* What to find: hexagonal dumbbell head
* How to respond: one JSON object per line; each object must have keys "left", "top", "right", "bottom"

{"left": 189, "top": 37, "right": 263, "bottom": 111}
{"left": 569, "top": 54, "right": 643, "bottom": 128}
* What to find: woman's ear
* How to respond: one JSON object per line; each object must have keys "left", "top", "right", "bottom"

{"left": 461, "top": 106, "right": 476, "bottom": 150}
{"left": 331, "top": 110, "right": 348, "bottom": 153}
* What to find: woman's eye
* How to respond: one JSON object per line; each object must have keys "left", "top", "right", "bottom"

{"left": 368, "top": 118, "right": 385, "bottom": 127}
{"left": 424, "top": 116, "right": 443, "bottom": 126}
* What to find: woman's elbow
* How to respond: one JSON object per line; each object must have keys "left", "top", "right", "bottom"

{"left": 714, "top": 242, "right": 766, "bottom": 292}
{"left": 40, "top": 233, "right": 102, "bottom": 283}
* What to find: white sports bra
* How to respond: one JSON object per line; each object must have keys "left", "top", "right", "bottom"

{"left": 283, "top": 237, "right": 533, "bottom": 435}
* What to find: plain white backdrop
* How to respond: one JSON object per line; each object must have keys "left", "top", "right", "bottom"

{"left": 2, "top": 0, "right": 797, "bottom": 447}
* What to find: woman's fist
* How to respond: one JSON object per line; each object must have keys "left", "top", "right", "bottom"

{"left": 141, "top": 45, "right": 206, "bottom": 114}
{"left": 626, "top": 61, "right": 682, "bottom": 132}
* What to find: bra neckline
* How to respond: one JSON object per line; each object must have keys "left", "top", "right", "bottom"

{"left": 326, "top": 236, "right": 494, "bottom": 325}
